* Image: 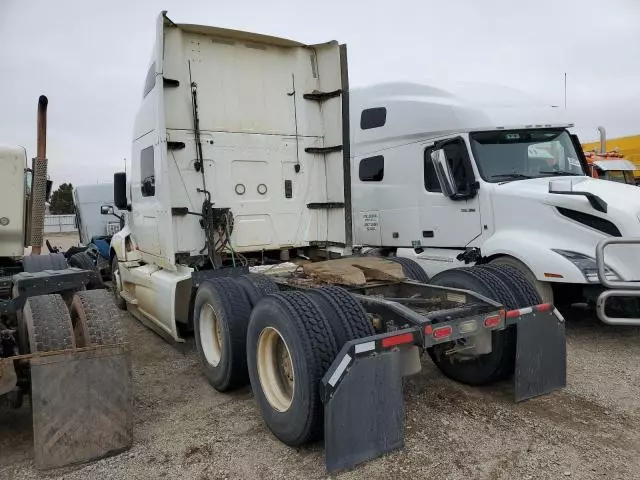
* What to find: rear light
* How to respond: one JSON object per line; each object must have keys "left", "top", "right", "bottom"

{"left": 458, "top": 319, "right": 477, "bottom": 334}
{"left": 484, "top": 315, "right": 502, "bottom": 328}
{"left": 507, "top": 305, "right": 551, "bottom": 318}
{"left": 424, "top": 325, "right": 433, "bottom": 335}
{"left": 381, "top": 332, "right": 414, "bottom": 348}
{"left": 506, "top": 309, "right": 520, "bottom": 319}
{"left": 432, "top": 325, "right": 452, "bottom": 339}
{"left": 536, "top": 303, "right": 552, "bottom": 312}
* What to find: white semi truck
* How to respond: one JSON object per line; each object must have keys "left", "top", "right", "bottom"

{"left": 108, "top": 12, "right": 566, "bottom": 472}
{"left": 349, "top": 82, "right": 640, "bottom": 326}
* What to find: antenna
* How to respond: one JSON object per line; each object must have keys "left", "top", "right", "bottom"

{"left": 564, "top": 72, "right": 567, "bottom": 109}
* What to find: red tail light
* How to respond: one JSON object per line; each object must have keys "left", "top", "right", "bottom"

{"left": 536, "top": 303, "right": 552, "bottom": 312}
{"left": 432, "top": 325, "right": 452, "bottom": 339}
{"left": 381, "top": 332, "right": 414, "bottom": 348}
{"left": 484, "top": 315, "right": 502, "bottom": 328}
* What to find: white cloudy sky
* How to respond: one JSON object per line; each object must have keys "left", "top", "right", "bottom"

{"left": 1, "top": 0, "right": 638, "bottom": 187}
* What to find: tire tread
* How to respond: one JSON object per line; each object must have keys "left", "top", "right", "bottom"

{"left": 72, "top": 289, "right": 125, "bottom": 346}
{"left": 23, "top": 294, "right": 75, "bottom": 352}
{"left": 389, "top": 257, "right": 430, "bottom": 283}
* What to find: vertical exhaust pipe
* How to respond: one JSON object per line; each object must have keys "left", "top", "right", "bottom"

{"left": 37, "top": 95, "right": 48, "bottom": 158}
{"left": 30, "top": 95, "right": 49, "bottom": 255}
{"left": 597, "top": 126, "right": 606, "bottom": 155}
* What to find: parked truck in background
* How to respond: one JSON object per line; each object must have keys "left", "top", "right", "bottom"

{"left": 108, "top": 12, "right": 566, "bottom": 472}
{"left": 349, "top": 82, "right": 640, "bottom": 325}
{"left": 584, "top": 126, "right": 637, "bottom": 184}
{"left": 74, "top": 183, "right": 123, "bottom": 244}
{"left": 68, "top": 183, "right": 124, "bottom": 278}
{"left": 583, "top": 131, "right": 640, "bottom": 181}
{"left": 0, "top": 97, "right": 132, "bottom": 468}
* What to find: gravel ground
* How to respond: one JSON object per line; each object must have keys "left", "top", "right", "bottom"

{"left": 2, "top": 306, "right": 639, "bottom": 480}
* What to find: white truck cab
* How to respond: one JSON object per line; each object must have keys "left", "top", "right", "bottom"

{"left": 350, "top": 82, "right": 640, "bottom": 323}
{"left": 110, "top": 12, "right": 348, "bottom": 340}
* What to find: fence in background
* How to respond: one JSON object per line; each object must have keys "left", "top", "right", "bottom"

{"left": 44, "top": 214, "right": 77, "bottom": 233}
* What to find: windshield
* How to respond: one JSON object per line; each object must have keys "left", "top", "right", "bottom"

{"left": 469, "top": 129, "right": 586, "bottom": 183}
{"left": 604, "top": 170, "right": 637, "bottom": 185}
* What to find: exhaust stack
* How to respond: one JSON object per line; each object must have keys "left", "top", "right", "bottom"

{"left": 597, "top": 125, "right": 606, "bottom": 155}
{"left": 30, "top": 95, "right": 49, "bottom": 255}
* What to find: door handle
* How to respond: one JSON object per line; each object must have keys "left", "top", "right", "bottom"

{"left": 422, "top": 231, "right": 434, "bottom": 238}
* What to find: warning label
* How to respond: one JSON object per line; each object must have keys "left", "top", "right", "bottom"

{"left": 361, "top": 211, "right": 379, "bottom": 232}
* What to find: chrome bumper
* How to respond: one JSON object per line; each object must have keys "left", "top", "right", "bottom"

{"left": 595, "top": 237, "right": 640, "bottom": 326}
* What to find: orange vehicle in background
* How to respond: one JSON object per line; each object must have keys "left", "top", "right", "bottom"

{"left": 583, "top": 127, "right": 639, "bottom": 185}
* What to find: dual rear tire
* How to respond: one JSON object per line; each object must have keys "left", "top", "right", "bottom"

{"left": 21, "top": 289, "right": 124, "bottom": 355}
{"left": 428, "top": 264, "right": 541, "bottom": 385}
{"left": 192, "top": 274, "right": 375, "bottom": 446}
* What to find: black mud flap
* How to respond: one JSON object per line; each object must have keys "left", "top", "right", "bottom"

{"left": 322, "top": 347, "right": 405, "bottom": 473}
{"left": 514, "top": 309, "right": 566, "bottom": 402}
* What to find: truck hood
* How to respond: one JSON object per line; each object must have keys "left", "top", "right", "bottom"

{"left": 495, "top": 176, "right": 640, "bottom": 218}
{"left": 488, "top": 176, "right": 640, "bottom": 282}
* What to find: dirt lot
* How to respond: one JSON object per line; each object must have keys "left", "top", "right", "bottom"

{"left": 2, "top": 306, "right": 639, "bottom": 480}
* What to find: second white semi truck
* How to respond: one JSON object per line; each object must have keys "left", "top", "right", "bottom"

{"left": 348, "top": 82, "right": 640, "bottom": 326}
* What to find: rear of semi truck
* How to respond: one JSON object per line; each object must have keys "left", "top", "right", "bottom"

{"left": 113, "top": 11, "right": 349, "bottom": 272}
{"left": 110, "top": 12, "right": 566, "bottom": 473}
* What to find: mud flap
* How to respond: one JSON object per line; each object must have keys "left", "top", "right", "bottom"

{"left": 514, "top": 309, "right": 566, "bottom": 402}
{"left": 30, "top": 345, "right": 133, "bottom": 469}
{"left": 322, "top": 349, "right": 404, "bottom": 473}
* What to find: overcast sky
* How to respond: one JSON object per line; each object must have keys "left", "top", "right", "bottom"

{"left": 1, "top": 0, "right": 638, "bottom": 187}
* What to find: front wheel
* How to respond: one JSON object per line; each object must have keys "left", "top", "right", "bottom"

{"left": 488, "top": 256, "right": 553, "bottom": 304}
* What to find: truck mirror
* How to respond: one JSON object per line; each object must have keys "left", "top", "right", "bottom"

{"left": 114, "top": 172, "right": 128, "bottom": 210}
{"left": 431, "top": 149, "right": 458, "bottom": 198}
{"left": 101, "top": 205, "right": 114, "bottom": 215}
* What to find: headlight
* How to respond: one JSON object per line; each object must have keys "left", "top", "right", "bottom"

{"left": 552, "top": 249, "right": 620, "bottom": 283}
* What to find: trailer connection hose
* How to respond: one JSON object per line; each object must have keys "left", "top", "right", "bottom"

{"left": 201, "top": 200, "right": 246, "bottom": 268}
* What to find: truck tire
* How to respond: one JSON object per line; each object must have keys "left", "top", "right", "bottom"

{"left": 193, "top": 278, "right": 252, "bottom": 392}
{"left": 22, "top": 253, "right": 67, "bottom": 273}
{"left": 428, "top": 266, "right": 527, "bottom": 385}
{"left": 111, "top": 256, "right": 127, "bottom": 311}
{"left": 234, "top": 274, "right": 279, "bottom": 307}
{"left": 70, "top": 290, "right": 125, "bottom": 347}
{"left": 247, "top": 291, "right": 338, "bottom": 446}
{"left": 307, "top": 286, "right": 375, "bottom": 348}
{"left": 488, "top": 256, "right": 553, "bottom": 304}
{"left": 478, "top": 264, "right": 541, "bottom": 307}
{"left": 68, "top": 252, "right": 104, "bottom": 289}
{"left": 389, "top": 256, "right": 430, "bottom": 283}
{"left": 22, "top": 294, "right": 75, "bottom": 353}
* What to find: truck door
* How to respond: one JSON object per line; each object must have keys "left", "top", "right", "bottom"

{"left": 420, "top": 137, "right": 482, "bottom": 247}
{"left": 130, "top": 141, "right": 162, "bottom": 257}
